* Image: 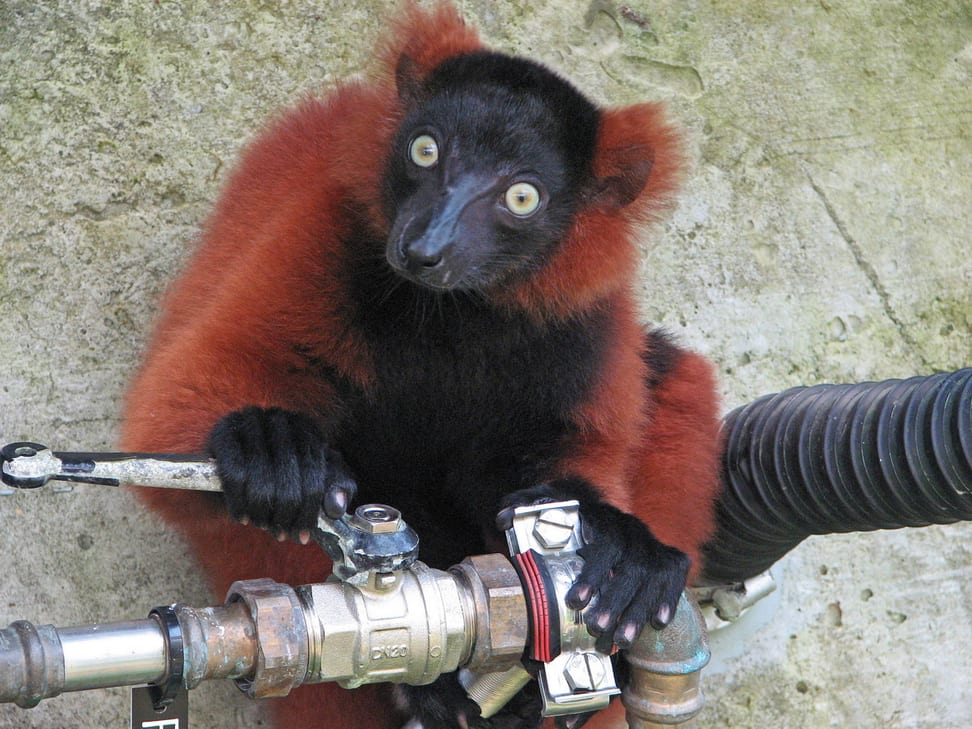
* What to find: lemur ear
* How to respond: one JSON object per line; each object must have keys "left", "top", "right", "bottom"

{"left": 589, "top": 104, "right": 682, "bottom": 213}
{"left": 591, "top": 145, "right": 655, "bottom": 210}
{"left": 383, "top": 1, "right": 482, "bottom": 101}
{"left": 394, "top": 54, "right": 425, "bottom": 104}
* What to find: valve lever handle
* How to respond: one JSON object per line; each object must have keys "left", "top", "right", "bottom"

{"left": 1, "top": 442, "right": 221, "bottom": 492}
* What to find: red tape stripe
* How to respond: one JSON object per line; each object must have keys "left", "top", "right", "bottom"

{"left": 515, "top": 551, "right": 551, "bottom": 662}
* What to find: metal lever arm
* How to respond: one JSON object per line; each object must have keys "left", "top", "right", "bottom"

{"left": 1, "top": 442, "right": 220, "bottom": 491}
{"left": 1, "top": 442, "right": 416, "bottom": 585}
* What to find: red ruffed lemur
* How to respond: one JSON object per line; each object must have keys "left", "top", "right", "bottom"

{"left": 121, "top": 3, "right": 721, "bottom": 728}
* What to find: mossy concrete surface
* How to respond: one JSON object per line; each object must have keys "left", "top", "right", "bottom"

{"left": 1, "top": 1, "right": 969, "bottom": 727}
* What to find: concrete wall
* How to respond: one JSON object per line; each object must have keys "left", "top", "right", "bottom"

{"left": 1, "top": 1, "right": 969, "bottom": 727}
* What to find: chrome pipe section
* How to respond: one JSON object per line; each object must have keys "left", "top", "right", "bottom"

{"left": 0, "top": 618, "right": 166, "bottom": 707}
{"left": 60, "top": 620, "right": 167, "bottom": 691}
{"left": 0, "top": 603, "right": 259, "bottom": 708}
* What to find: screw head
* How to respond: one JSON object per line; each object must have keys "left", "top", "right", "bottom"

{"left": 532, "top": 508, "right": 575, "bottom": 550}
{"left": 563, "top": 651, "right": 607, "bottom": 692}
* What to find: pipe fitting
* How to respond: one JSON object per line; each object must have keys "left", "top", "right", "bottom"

{"left": 225, "top": 579, "right": 308, "bottom": 699}
{"left": 0, "top": 621, "right": 65, "bottom": 708}
{"left": 622, "top": 592, "right": 709, "bottom": 728}
{"left": 451, "top": 553, "right": 528, "bottom": 674}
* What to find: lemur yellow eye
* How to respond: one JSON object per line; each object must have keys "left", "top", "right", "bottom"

{"left": 409, "top": 134, "right": 439, "bottom": 168}
{"left": 504, "top": 182, "right": 541, "bottom": 217}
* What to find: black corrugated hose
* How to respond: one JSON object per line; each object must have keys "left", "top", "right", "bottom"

{"left": 700, "top": 369, "right": 972, "bottom": 584}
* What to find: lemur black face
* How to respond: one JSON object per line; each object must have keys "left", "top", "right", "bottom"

{"left": 383, "top": 52, "right": 599, "bottom": 292}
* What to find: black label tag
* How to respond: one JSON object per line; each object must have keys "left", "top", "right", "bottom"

{"left": 131, "top": 685, "right": 189, "bottom": 729}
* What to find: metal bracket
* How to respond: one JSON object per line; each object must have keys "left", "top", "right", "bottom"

{"left": 694, "top": 571, "right": 777, "bottom": 630}
{"left": 506, "top": 500, "right": 620, "bottom": 718}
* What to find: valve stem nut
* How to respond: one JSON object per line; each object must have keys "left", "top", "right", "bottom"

{"left": 351, "top": 504, "right": 403, "bottom": 534}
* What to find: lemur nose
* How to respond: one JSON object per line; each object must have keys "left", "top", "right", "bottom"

{"left": 402, "top": 239, "right": 445, "bottom": 271}
{"left": 404, "top": 245, "right": 443, "bottom": 269}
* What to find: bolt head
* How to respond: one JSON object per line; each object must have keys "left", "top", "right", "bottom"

{"left": 563, "top": 651, "right": 607, "bottom": 692}
{"left": 351, "top": 504, "right": 402, "bottom": 534}
{"left": 532, "top": 508, "right": 575, "bottom": 550}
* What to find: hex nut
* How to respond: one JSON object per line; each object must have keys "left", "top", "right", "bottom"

{"left": 225, "top": 578, "right": 308, "bottom": 699}
{"left": 454, "top": 554, "right": 528, "bottom": 673}
{"left": 351, "top": 504, "right": 402, "bottom": 534}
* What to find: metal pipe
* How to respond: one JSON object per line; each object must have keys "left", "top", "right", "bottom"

{"left": 0, "top": 603, "right": 261, "bottom": 707}
{"left": 59, "top": 620, "right": 167, "bottom": 691}
{"left": 1, "top": 501, "right": 705, "bottom": 723}
{"left": 1, "top": 579, "right": 712, "bottom": 726}
{"left": 622, "top": 592, "right": 710, "bottom": 728}
{"left": 178, "top": 602, "right": 257, "bottom": 688}
{"left": 0, "top": 621, "right": 65, "bottom": 708}
{"left": 0, "top": 618, "right": 169, "bottom": 707}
